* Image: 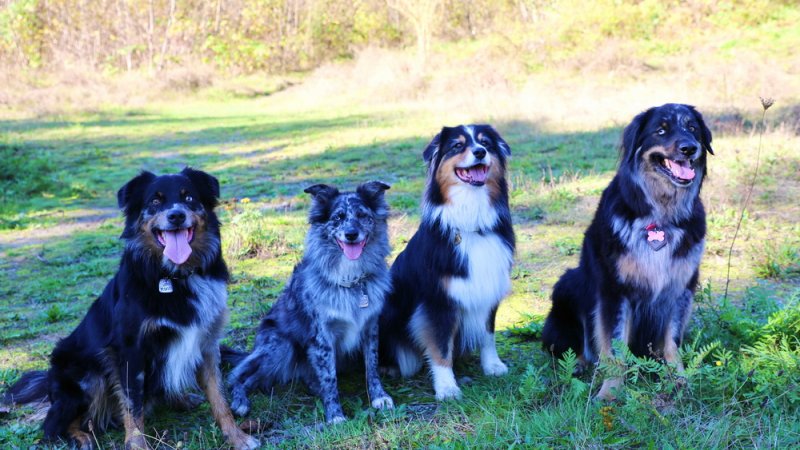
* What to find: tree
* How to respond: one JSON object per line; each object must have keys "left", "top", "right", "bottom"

{"left": 386, "top": 0, "right": 442, "bottom": 65}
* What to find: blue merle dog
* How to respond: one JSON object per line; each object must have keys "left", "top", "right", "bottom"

{"left": 225, "top": 181, "right": 394, "bottom": 423}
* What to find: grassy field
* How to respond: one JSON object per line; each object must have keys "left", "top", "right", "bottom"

{"left": 1, "top": 61, "right": 799, "bottom": 448}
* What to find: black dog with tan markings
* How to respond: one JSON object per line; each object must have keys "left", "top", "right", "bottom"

{"left": 2, "top": 168, "right": 258, "bottom": 450}
{"left": 542, "top": 104, "right": 714, "bottom": 400}
{"left": 380, "top": 124, "right": 515, "bottom": 401}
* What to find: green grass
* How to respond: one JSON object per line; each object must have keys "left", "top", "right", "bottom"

{"left": 1, "top": 83, "right": 799, "bottom": 448}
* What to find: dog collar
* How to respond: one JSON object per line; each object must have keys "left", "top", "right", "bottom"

{"left": 337, "top": 275, "right": 370, "bottom": 308}
{"left": 645, "top": 223, "right": 667, "bottom": 251}
{"left": 337, "top": 273, "right": 367, "bottom": 288}
{"left": 158, "top": 268, "right": 198, "bottom": 294}
{"left": 451, "top": 228, "right": 486, "bottom": 245}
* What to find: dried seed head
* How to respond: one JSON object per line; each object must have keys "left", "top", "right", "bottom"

{"left": 760, "top": 97, "right": 774, "bottom": 111}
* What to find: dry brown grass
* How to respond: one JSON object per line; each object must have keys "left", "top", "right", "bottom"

{"left": 3, "top": 37, "right": 798, "bottom": 130}
{"left": 0, "top": 61, "right": 217, "bottom": 116}
{"left": 269, "top": 42, "right": 800, "bottom": 137}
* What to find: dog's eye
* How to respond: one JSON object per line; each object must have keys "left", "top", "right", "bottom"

{"left": 656, "top": 128, "right": 666, "bottom": 136}
{"left": 688, "top": 126, "right": 696, "bottom": 132}
{"left": 453, "top": 142, "right": 463, "bottom": 149}
{"left": 185, "top": 195, "right": 193, "bottom": 202}
{"left": 357, "top": 211, "right": 369, "bottom": 220}
{"left": 333, "top": 212, "right": 345, "bottom": 222}
{"left": 479, "top": 138, "right": 490, "bottom": 146}
{"left": 152, "top": 198, "right": 161, "bottom": 206}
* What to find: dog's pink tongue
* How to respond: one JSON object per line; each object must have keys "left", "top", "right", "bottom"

{"left": 341, "top": 241, "right": 366, "bottom": 260}
{"left": 163, "top": 229, "right": 192, "bottom": 264}
{"left": 469, "top": 166, "right": 488, "bottom": 183}
{"left": 669, "top": 160, "right": 696, "bottom": 180}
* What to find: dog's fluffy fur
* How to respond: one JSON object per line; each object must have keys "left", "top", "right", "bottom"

{"left": 2, "top": 168, "right": 258, "bottom": 450}
{"left": 380, "top": 124, "right": 515, "bottom": 400}
{"left": 225, "top": 181, "right": 394, "bottom": 423}
{"left": 541, "top": 104, "right": 714, "bottom": 400}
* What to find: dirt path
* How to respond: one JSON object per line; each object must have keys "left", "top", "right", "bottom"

{"left": 0, "top": 207, "right": 119, "bottom": 254}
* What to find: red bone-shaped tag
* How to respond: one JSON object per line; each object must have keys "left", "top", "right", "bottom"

{"left": 645, "top": 223, "right": 667, "bottom": 251}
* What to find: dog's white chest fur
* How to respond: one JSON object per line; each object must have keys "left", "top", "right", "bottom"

{"left": 159, "top": 277, "right": 227, "bottom": 395}
{"left": 447, "top": 231, "right": 513, "bottom": 349}
{"left": 428, "top": 185, "right": 499, "bottom": 233}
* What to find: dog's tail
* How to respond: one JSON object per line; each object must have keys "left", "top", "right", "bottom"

{"left": 227, "top": 332, "right": 295, "bottom": 417}
{"left": 542, "top": 268, "right": 588, "bottom": 357}
{"left": 3, "top": 370, "right": 49, "bottom": 405}
{"left": 220, "top": 344, "right": 249, "bottom": 367}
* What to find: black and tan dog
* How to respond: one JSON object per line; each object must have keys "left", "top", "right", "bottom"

{"left": 380, "top": 124, "right": 515, "bottom": 401}
{"left": 542, "top": 104, "right": 713, "bottom": 400}
{"left": 2, "top": 168, "right": 258, "bottom": 449}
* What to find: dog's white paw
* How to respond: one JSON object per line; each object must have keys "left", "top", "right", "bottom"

{"left": 230, "top": 396, "right": 251, "bottom": 417}
{"left": 371, "top": 396, "right": 394, "bottom": 410}
{"left": 434, "top": 384, "right": 463, "bottom": 401}
{"left": 231, "top": 434, "right": 260, "bottom": 450}
{"left": 432, "top": 364, "right": 461, "bottom": 401}
{"left": 327, "top": 415, "right": 346, "bottom": 425}
{"left": 595, "top": 377, "right": 623, "bottom": 402}
{"left": 482, "top": 359, "right": 508, "bottom": 376}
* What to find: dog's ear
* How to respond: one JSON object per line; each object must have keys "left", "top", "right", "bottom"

{"left": 304, "top": 184, "right": 340, "bottom": 222}
{"left": 483, "top": 125, "right": 511, "bottom": 156}
{"left": 357, "top": 181, "right": 390, "bottom": 213}
{"left": 357, "top": 181, "right": 390, "bottom": 200}
{"left": 117, "top": 171, "right": 156, "bottom": 211}
{"left": 422, "top": 132, "right": 442, "bottom": 164}
{"left": 621, "top": 108, "right": 653, "bottom": 162}
{"left": 117, "top": 171, "right": 156, "bottom": 239}
{"left": 690, "top": 107, "right": 714, "bottom": 155}
{"left": 181, "top": 167, "right": 221, "bottom": 209}
{"left": 304, "top": 184, "right": 339, "bottom": 201}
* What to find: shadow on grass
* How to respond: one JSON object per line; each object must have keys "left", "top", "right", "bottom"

{"left": 0, "top": 112, "right": 628, "bottom": 227}
{"left": 9, "top": 101, "right": 797, "bottom": 238}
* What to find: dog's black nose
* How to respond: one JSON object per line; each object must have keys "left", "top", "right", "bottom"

{"left": 678, "top": 142, "right": 698, "bottom": 156}
{"left": 344, "top": 230, "right": 359, "bottom": 242}
{"left": 167, "top": 210, "right": 186, "bottom": 225}
{"left": 473, "top": 148, "right": 487, "bottom": 159}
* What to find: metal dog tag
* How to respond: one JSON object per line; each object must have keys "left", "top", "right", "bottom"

{"left": 158, "top": 278, "right": 174, "bottom": 294}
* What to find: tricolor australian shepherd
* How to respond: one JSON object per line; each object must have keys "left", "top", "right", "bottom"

{"left": 542, "top": 104, "right": 714, "bottom": 400}
{"left": 380, "top": 124, "right": 515, "bottom": 400}
{"left": 225, "top": 181, "right": 394, "bottom": 424}
{"left": 2, "top": 168, "right": 258, "bottom": 450}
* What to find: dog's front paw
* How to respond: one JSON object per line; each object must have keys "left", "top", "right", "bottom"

{"left": 327, "top": 415, "right": 346, "bottom": 425}
{"left": 434, "top": 385, "right": 462, "bottom": 401}
{"left": 124, "top": 432, "right": 149, "bottom": 450}
{"left": 230, "top": 394, "right": 251, "bottom": 417}
{"left": 371, "top": 395, "right": 394, "bottom": 410}
{"left": 69, "top": 430, "right": 95, "bottom": 450}
{"left": 229, "top": 432, "right": 260, "bottom": 450}
{"left": 595, "top": 377, "right": 622, "bottom": 402}
{"left": 482, "top": 359, "right": 508, "bottom": 377}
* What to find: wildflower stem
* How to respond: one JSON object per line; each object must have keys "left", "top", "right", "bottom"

{"left": 723, "top": 98, "right": 773, "bottom": 299}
